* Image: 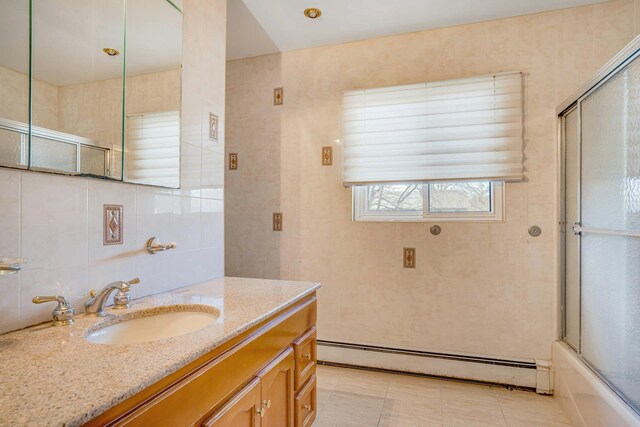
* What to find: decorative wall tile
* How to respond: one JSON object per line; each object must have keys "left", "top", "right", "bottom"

{"left": 209, "top": 113, "right": 219, "bottom": 141}
{"left": 229, "top": 153, "right": 238, "bottom": 170}
{"left": 103, "top": 205, "right": 124, "bottom": 245}
{"left": 273, "top": 212, "right": 283, "bottom": 231}
{"left": 274, "top": 87, "right": 284, "bottom": 106}
{"left": 322, "top": 146, "right": 333, "bottom": 166}
{"left": 403, "top": 248, "right": 416, "bottom": 268}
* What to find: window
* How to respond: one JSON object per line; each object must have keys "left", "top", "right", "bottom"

{"left": 342, "top": 72, "right": 522, "bottom": 222}
{"left": 353, "top": 181, "right": 503, "bottom": 222}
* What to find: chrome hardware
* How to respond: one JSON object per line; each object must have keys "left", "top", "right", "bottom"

{"left": 0, "top": 257, "right": 30, "bottom": 275}
{"left": 573, "top": 222, "right": 582, "bottom": 235}
{"left": 263, "top": 399, "right": 272, "bottom": 409}
{"left": 32, "top": 295, "right": 75, "bottom": 326}
{"left": 528, "top": 225, "right": 542, "bottom": 237}
{"left": 303, "top": 404, "right": 312, "bottom": 411}
{"left": 146, "top": 237, "right": 177, "bottom": 254}
{"left": 85, "top": 278, "right": 140, "bottom": 316}
{"left": 430, "top": 225, "right": 441, "bottom": 236}
{"left": 302, "top": 353, "right": 311, "bottom": 360}
{"left": 112, "top": 286, "right": 133, "bottom": 310}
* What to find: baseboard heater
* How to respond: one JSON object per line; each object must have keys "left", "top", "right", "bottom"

{"left": 317, "top": 340, "right": 550, "bottom": 392}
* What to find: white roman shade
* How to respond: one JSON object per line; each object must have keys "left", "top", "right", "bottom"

{"left": 125, "top": 110, "right": 180, "bottom": 187}
{"left": 342, "top": 72, "right": 523, "bottom": 186}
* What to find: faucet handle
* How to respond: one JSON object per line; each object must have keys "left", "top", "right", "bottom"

{"left": 32, "top": 295, "right": 75, "bottom": 326}
{"left": 112, "top": 277, "right": 140, "bottom": 310}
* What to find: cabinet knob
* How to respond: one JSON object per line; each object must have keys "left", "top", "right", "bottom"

{"left": 302, "top": 353, "right": 311, "bottom": 360}
{"left": 263, "top": 399, "right": 272, "bottom": 409}
{"left": 303, "top": 404, "right": 312, "bottom": 411}
{"left": 256, "top": 407, "right": 265, "bottom": 418}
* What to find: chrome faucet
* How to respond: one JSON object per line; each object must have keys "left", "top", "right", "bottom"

{"left": 84, "top": 278, "right": 140, "bottom": 316}
{"left": 32, "top": 295, "right": 75, "bottom": 326}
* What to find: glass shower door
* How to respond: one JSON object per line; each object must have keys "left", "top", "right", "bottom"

{"left": 577, "top": 54, "right": 640, "bottom": 413}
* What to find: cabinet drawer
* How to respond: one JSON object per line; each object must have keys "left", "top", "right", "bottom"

{"left": 294, "top": 375, "right": 316, "bottom": 427}
{"left": 293, "top": 327, "right": 316, "bottom": 389}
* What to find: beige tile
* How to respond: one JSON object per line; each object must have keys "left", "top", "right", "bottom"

{"left": 503, "top": 417, "right": 572, "bottom": 427}
{"left": 493, "top": 387, "right": 572, "bottom": 426}
{"left": 381, "top": 398, "right": 442, "bottom": 424}
{"left": 318, "top": 390, "right": 385, "bottom": 426}
{"left": 378, "top": 411, "right": 443, "bottom": 427}
{"left": 334, "top": 375, "right": 391, "bottom": 399}
{"left": 386, "top": 378, "right": 442, "bottom": 405}
{"left": 441, "top": 381, "right": 501, "bottom": 405}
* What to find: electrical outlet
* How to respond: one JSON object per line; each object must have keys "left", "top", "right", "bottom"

{"left": 403, "top": 247, "right": 416, "bottom": 268}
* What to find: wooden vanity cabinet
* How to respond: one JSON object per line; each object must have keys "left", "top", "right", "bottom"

{"left": 86, "top": 294, "right": 317, "bottom": 427}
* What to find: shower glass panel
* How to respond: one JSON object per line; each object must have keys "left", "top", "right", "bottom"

{"left": 577, "top": 53, "right": 640, "bottom": 412}
{"left": 581, "top": 233, "right": 640, "bottom": 410}
{"left": 562, "top": 107, "right": 580, "bottom": 348}
{"left": 582, "top": 62, "right": 638, "bottom": 232}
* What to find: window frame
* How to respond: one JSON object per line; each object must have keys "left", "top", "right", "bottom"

{"left": 352, "top": 181, "right": 504, "bottom": 223}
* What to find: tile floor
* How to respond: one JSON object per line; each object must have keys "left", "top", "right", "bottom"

{"left": 314, "top": 365, "right": 572, "bottom": 427}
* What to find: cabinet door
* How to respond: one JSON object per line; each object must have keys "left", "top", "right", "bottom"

{"left": 257, "top": 347, "right": 295, "bottom": 427}
{"left": 293, "top": 327, "right": 317, "bottom": 389}
{"left": 203, "top": 378, "right": 262, "bottom": 427}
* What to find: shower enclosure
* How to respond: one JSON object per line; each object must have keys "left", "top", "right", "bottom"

{"left": 560, "top": 40, "right": 640, "bottom": 416}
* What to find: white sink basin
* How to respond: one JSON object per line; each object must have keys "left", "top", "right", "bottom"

{"left": 86, "top": 310, "right": 218, "bottom": 345}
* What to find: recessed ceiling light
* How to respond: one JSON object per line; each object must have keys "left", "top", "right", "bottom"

{"left": 304, "top": 8, "right": 322, "bottom": 19}
{"left": 102, "top": 48, "right": 120, "bottom": 57}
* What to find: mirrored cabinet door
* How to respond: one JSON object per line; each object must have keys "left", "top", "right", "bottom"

{"left": 0, "top": 1, "right": 30, "bottom": 169}
{"left": 124, "top": 0, "right": 183, "bottom": 188}
{"left": 31, "top": 0, "right": 125, "bottom": 179}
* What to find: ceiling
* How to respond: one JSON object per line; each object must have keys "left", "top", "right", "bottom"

{"left": 227, "top": 0, "right": 609, "bottom": 60}
{"left": 0, "top": 0, "right": 182, "bottom": 87}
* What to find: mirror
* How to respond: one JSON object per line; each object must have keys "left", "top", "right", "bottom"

{"left": 31, "top": 0, "right": 125, "bottom": 178}
{"left": 0, "top": 1, "right": 30, "bottom": 169}
{"left": 0, "top": 0, "right": 182, "bottom": 188}
{"left": 124, "top": 0, "right": 183, "bottom": 188}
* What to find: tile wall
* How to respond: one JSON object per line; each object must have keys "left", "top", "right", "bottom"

{"left": 225, "top": 0, "right": 640, "bottom": 361}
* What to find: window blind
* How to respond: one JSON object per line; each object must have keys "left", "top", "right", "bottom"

{"left": 125, "top": 111, "right": 180, "bottom": 187}
{"left": 342, "top": 72, "right": 523, "bottom": 186}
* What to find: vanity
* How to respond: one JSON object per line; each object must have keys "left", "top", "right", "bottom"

{"left": 0, "top": 278, "right": 320, "bottom": 427}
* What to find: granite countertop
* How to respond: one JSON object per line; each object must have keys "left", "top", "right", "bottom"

{"left": 0, "top": 277, "right": 320, "bottom": 427}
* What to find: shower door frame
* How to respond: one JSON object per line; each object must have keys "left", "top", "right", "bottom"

{"left": 558, "top": 34, "right": 640, "bottom": 417}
